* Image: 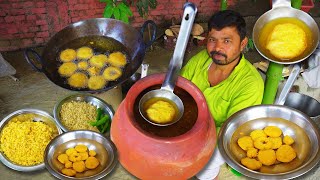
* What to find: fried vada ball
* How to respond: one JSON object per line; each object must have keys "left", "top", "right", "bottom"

{"left": 73, "top": 160, "right": 86, "bottom": 173}
{"left": 258, "top": 149, "right": 276, "bottom": 166}
{"left": 254, "top": 137, "right": 273, "bottom": 150}
{"left": 88, "top": 76, "right": 107, "bottom": 90}
{"left": 77, "top": 46, "right": 93, "bottom": 60}
{"left": 268, "top": 137, "right": 282, "bottom": 149}
{"left": 60, "top": 49, "right": 77, "bottom": 62}
{"left": 58, "top": 62, "right": 77, "bottom": 77}
{"left": 85, "top": 156, "right": 100, "bottom": 169}
{"left": 89, "top": 54, "right": 108, "bottom": 68}
{"left": 68, "top": 73, "right": 88, "bottom": 88}
{"left": 87, "top": 66, "right": 101, "bottom": 76}
{"left": 79, "top": 152, "right": 89, "bottom": 161}
{"left": 145, "top": 100, "right": 176, "bottom": 124}
{"left": 283, "top": 135, "right": 295, "bottom": 145}
{"left": 107, "top": 51, "right": 127, "bottom": 67}
{"left": 266, "top": 23, "right": 307, "bottom": 60}
{"left": 78, "top": 61, "right": 89, "bottom": 70}
{"left": 237, "top": 136, "right": 254, "bottom": 151}
{"left": 247, "top": 147, "right": 258, "bottom": 158}
{"left": 57, "top": 153, "right": 69, "bottom": 164}
{"left": 66, "top": 148, "right": 77, "bottom": 156}
{"left": 103, "top": 66, "right": 122, "bottom": 81}
{"left": 263, "top": 126, "right": 282, "bottom": 138}
{"left": 69, "top": 152, "right": 82, "bottom": 162}
{"left": 250, "top": 129, "right": 267, "bottom": 141}
{"left": 61, "top": 168, "right": 76, "bottom": 177}
{"left": 65, "top": 160, "right": 73, "bottom": 168}
{"left": 241, "top": 157, "right": 262, "bottom": 170}
{"left": 276, "top": 145, "right": 296, "bottom": 163}
{"left": 89, "top": 150, "right": 97, "bottom": 157}
{"left": 75, "top": 144, "right": 88, "bottom": 153}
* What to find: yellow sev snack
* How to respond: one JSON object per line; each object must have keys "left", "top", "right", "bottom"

{"left": 0, "top": 114, "right": 56, "bottom": 166}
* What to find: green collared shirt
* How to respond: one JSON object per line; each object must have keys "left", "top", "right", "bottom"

{"left": 181, "top": 49, "right": 264, "bottom": 128}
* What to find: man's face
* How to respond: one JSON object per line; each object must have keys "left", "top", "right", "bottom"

{"left": 206, "top": 26, "right": 247, "bottom": 65}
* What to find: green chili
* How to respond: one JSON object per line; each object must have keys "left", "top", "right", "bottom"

{"left": 101, "top": 118, "right": 111, "bottom": 133}
{"left": 92, "top": 115, "right": 109, "bottom": 127}
{"left": 96, "top": 108, "right": 103, "bottom": 121}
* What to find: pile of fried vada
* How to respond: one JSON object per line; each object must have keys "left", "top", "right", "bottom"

{"left": 57, "top": 144, "right": 100, "bottom": 177}
{"left": 58, "top": 46, "right": 127, "bottom": 90}
{"left": 238, "top": 126, "right": 296, "bottom": 171}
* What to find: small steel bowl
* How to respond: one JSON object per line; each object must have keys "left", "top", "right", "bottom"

{"left": 218, "top": 105, "right": 320, "bottom": 179}
{"left": 0, "top": 108, "right": 62, "bottom": 172}
{"left": 44, "top": 130, "right": 118, "bottom": 179}
{"left": 53, "top": 94, "right": 114, "bottom": 135}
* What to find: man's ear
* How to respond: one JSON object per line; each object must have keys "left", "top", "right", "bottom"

{"left": 240, "top": 37, "right": 248, "bottom": 52}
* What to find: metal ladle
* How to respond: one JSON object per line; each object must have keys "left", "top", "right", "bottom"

{"left": 139, "top": 2, "right": 197, "bottom": 126}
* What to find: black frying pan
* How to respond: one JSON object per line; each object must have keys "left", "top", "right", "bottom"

{"left": 24, "top": 18, "right": 156, "bottom": 93}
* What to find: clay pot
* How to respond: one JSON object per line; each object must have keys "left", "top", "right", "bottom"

{"left": 110, "top": 73, "right": 216, "bottom": 180}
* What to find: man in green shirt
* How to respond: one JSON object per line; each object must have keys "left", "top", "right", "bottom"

{"left": 181, "top": 10, "right": 264, "bottom": 129}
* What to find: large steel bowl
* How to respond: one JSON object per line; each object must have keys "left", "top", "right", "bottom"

{"left": 44, "top": 130, "right": 118, "bottom": 179}
{"left": 218, "top": 105, "right": 320, "bottom": 179}
{"left": 0, "top": 109, "right": 62, "bottom": 172}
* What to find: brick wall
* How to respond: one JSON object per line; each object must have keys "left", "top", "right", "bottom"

{"left": 0, "top": 0, "right": 234, "bottom": 52}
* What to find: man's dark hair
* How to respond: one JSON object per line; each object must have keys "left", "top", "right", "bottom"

{"left": 208, "top": 10, "right": 246, "bottom": 41}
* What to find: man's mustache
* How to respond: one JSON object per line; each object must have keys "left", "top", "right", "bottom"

{"left": 210, "top": 51, "right": 227, "bottom": 59}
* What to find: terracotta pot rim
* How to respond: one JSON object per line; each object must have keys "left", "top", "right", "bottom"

{"left": 124, "top": 73, "right": 215, "bottom": 143}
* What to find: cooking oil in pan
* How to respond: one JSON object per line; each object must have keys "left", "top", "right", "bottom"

{"left": 56, "top": 36, "right": 130, "bottom": 91}
{"left": 258, "top": 17, "right": 314, "bottom": 62}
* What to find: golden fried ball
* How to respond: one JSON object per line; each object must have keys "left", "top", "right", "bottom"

{"left": 89, "top": 54, "right": 108, "bottom": 68}
{"left": 68, "top": 72, "right": 88, "bottom": 88}
{"left": 258, "top": 149, "right": 276, "bottom": 166}
{"left": 145, "top": 100, "right": 176, "bottom": 124}
{"left": 88, "top": 76, "right": 107, "bottom": 90}
{"left": 264, "top": 126, "right": 282, "bottom": 138}
{"left": 58, "top": 62, "right": 77, "bottom": 77}
{"left": 103, "top": 66, "right": 122, "bottom": 81}
{"left": 87, "top": 66, "right": 101, "bottom": 76}
{"left": 85, "top": 157, "right": 100, "bottom": 169}
{"left": 283, "top": 135, "right": 295, "bottom": 145}
{"left": 73, "top": 160, "right": 86, "bottom": 173}
{"left": 268, "top": 137, "right": 282, "bottom": 149}
{"left": 276, "top": 145, "right": 297, "bottom": 163}
{"left": 61, "top": 168, "right": 76, "bottom": 177}
{"left": 107, "top": 52, "right": 127, "bottom": 67}
{"left": 66, "top": 148, "right": 77, "bottom": 156}
{"left": 60, "top": 49, "right": 77, "bottom": 62}
{"left": 254, "top": 137, "right": 273, "bottom": 150}
{"left": 237, "top": 136, "right": 254, "bottom": 151}
{"left": 77, "top": 46, "right": 93, "bottom": 60}
{"left": 250, "top": 129, "right": 267, "bottom": 141}
{"left": 266, "top": 23, "right": 307, "bottom": 60}
{"left": 89, "top": 150, "right": 97, "bottom": 157}
{"left": 75, "top": 144, "right": 88, "bottom": 153}
{"left": 247, "top": 147, "right": 258, "bottom": 158}
{"left": 77, "top": 61, "right": 89, "bottom": 70}
{"left": 241, "top": 157, "right": 262, "bottom": 170}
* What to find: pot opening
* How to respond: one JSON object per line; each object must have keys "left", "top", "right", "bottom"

{"left": 133, "top": 84, "right": 198, "bottom": 137}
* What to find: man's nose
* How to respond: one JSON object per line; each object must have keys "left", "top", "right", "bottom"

{"left": 214, "top": 41, "right": 223, "bottom": 51}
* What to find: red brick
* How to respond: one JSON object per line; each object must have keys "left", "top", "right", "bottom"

{"left": 20, "top": 32, "right": 35, "bottom": 38}
{"left": 74, "top": 4, "right": 89, "bottom": 10}
{"left": 27, "top": 15, "right": 37, "bottom": 21}
{"left": 22, "top": 38, "right": 33, "bottom": 46}
{"left": 36, "top": 31, "right": 49, "bottom": 38}
{"left": 23, "top": 1, "right": 34, "bottom": 7}
{"left": 29, "top": 26, "right": 39, "bottom": 32}
{"left": 11, "top": 3, "right": 21, "bottom": 9}
{"left": 15, "top": 15, "right": 25, "bottom": 21}
{"left": 4, "top": 16, "right": 15, "bottom": 23}
{"left": 68, "top": 0, "right": 78, "bottom": 5}
{"left": 7, "top": 27, "right": 18, "bottom": 34}
{"left": 155, "top": 4, "right": 165, "bottom": 10}
{"left": 46, "top": 2, "right": 56, "bottom": 7}
{"left": 36, "top": 14, "right": 47, "bottom": 20}
{"left": 36, "top": 20, "right": 47, "bottom": 25}
{"left": 0, "top": 11, "right": 6, "bottom": 16}
{"left": 40, "top": 24, "right": 48, "bottom": 31}
{"left": 31, "top": 8, "right": 46, "bottom": 14}
{"left": 0, "top": 3, "right": 11, "bottom": 10}
{"left": 36, "top": 2, "right": 46, "bottom": 8}
{"left": 34, "top": 37, "right": 44, "bottom": 44}
{"left": 0, "top": 17, "right": 4, "bottom": 23}
{"left": 0, "top": 28, "right": 7, "bottom": 35}
{"left": 10, "top": 9, "right": 26, "bottom": 15}
{"left": 150, "top": 10, "right": 168, "bottom": 16}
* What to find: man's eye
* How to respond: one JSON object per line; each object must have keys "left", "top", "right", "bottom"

{"left": 224, "top": 40, "right": 230, "bottom": 43}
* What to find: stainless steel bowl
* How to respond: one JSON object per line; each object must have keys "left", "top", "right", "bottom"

{"left": 0, "top": 108, "right": 62, "bottom": 172}
{"left": 53, "top": 94, "right": 114, "bottom": 134}
{"left": 44, "top": 130, "right": 118, "bottom": 179}
{"left": 218, "top": 105, "right": 320, "bottom": 179}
